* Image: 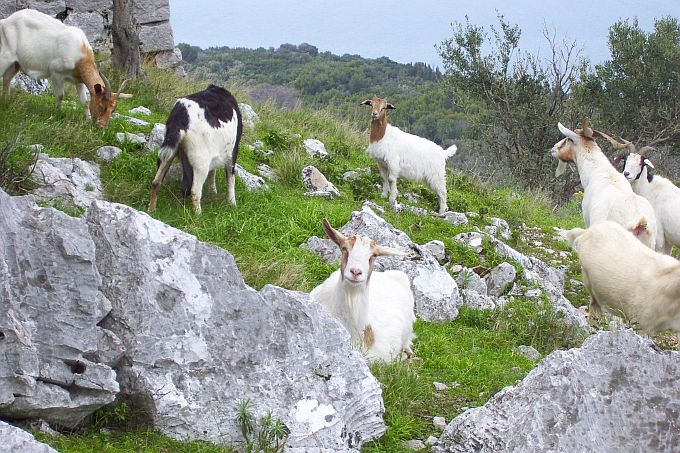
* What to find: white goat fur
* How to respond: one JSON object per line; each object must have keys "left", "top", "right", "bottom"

{"left": 310, "top": 219, "right": 416, "bottom": 362}
{"left": 0, "top": 9, "right": 127, "bottom": 127}
{"left": 361, "top": 97, "right": 457, "bottom": 214}
{"left": 551, "top": 121, "right": 663, "bottom": 251}
{"left": 623, "top": 153, "right": 680, "bottom": 254}
{"left": 567, "top": 221, "right": 680, "bottom": 342}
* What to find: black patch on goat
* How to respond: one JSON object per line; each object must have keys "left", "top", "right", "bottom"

{"left": 185, "top": 85, "right": 243, "bottom": 172}
{"left": 161, "top": 101, "right": 190, "bottom": 152}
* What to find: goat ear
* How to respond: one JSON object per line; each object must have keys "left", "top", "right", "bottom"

{"left": 94, "top": 84, "right": 104, "bottom": 95}
{"left": 643, "top": 158, "right": 655, "bottom": 169}
{"left": 360, "top": 99, "right": 372, "bottom": 106}
{"left": 558, "top": 122, "right": 579, "bottom": 142}
{"left": 322, "top": 218, "right": 346, "bottom": 247}
{"left": 386, "top": 103, "right": 395, "bottom": 110}
{"left": 372, "top": 244, "right": 408, "bottom": 257}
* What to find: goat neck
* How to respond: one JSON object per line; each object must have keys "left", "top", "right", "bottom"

{"left": 72, "top": 43, "right": 104, "bottom": 95}
{"left": 370, "top": 114, "right": 388, "bottom": 143}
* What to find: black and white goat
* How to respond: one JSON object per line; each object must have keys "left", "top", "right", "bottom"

{"left": 148, "top": 85, "right": 243, "bottom": 214}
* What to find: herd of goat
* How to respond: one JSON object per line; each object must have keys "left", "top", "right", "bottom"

{"left": 2, "top": 8, "right": 679, "bottom": 363}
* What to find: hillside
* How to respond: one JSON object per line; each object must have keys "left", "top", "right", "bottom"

{"left": 1, "top": 64, "right": 676, "bottom": 453}
{"left": 177, "top": 43, "right": 466, "bottom": 148}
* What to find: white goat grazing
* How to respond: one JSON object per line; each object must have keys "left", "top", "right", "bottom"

{"left": 361, "top": 97, "right": 457, "bottom": 214}
{"left": 0, "top": 9, "right": 130, "bottom": 127}
{"left": 620, "top": 150, "right": 680, "bottom": 255}
{"left": 551, "top": 120, "right": 663, "bottom": 251}
{"left": 310, "top": 219, "right": 416, "bottom": 362}
{"left": 567, "top": 221, "right": 680, "bottom": 343}
{"left": 148, "top": 85, "right": 243, "bottom": 214}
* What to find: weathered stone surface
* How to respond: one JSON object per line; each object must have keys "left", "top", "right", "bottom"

{"left": 30, "top": 153, "right": 103, "bottom": 208}
{"left": 146, "top": 123, "right": 166, "bottom": 152}
{"left": 112, "top": 112, "right": 150, "bottom": 126}
{"left": 302, "top": 206, "right": 461, "bottom": 322}
{"left": 154, "top": 48, "right": 183, "bottom": 70}
{"left": 421, "top": 240, "right": 446, "bottom": 263}
{"left": 66, "top": 0, "right": 112, "bottom": 12}
{"left": 460, "top": 290, "right": 496, "bottom": 310}
{"left": 257, "top": 163, "right": 275, "bottom": 180}
{"left": 96, "top": 146, "right": 123, "bottom": 162}
{"left": 19, "top": 0, "right": 66, "bottom": 17}
{"left": 139, "top": 22, "right": 175, "bottom": 53}
{"left": 238, "top": 102, "right": 259, "bottom": 130}
{"left": 133, "top": 0, "right": 170, "bottom": 23}
{"left": 485, "top": 262, "right": 516, "bottom": 297}
{"left": 235, "top": 163, "right": 268, "bottom": 191}
{"left": 484, "top": 217, "right": 511, "bottom": 240}
{"left": 302, "top": 165, "right": 340, "bottom": 199}
{"left": 85, "top": 201, "right": 385, "bottom": 451}
{"left": 455, "top": 267, "right": 487, "bottom": 295}
{"left": 435, "top": 330, "right": 680, "bottom": 453}
{"left": 442, "top": 211, "right": 468, "bottom": 226}
{"left": 453, "top": 231, "right": 483, "bottom": 253}
{"left": 11, "top": 73, "right": 50, "bottom": 95}
{"left": 129, "top": 106, "right": 151, "bottom": 116}
{"left": 0, "top": 190, "right": 118, "bottom": 428}
{"left": 115, "top": 132, "right": 146, "bottom": 145}
{"left": 514, "top": 345, "right": 541, "bottom": 361}
{"left": 0, "top": 421, "right": 59, "bottom": 453}
{"left": 304, "top": 138, "right": 328, "bottom": 158}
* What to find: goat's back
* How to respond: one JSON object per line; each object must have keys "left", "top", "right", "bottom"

{"left": 0, "top": 9, "right": 90, "bottom": 75}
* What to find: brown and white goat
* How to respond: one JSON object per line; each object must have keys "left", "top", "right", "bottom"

{"left": 0, "top": 9, "right": 130, "bottom": 127}
{"left": 551, "top": 119, "right": 664, "bottom": 251}
{"left": 310, "top": 219, "right": 416, "bottom": 362}
{"left": 360, "top": 96, "right": 457, "bottom": 214}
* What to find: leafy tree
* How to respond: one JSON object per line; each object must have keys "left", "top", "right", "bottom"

{"left": 437, "top": 14, "right": 585, "bottom": 192}
{"left": 573, "top": 16, "right": 680, "bottom": 151}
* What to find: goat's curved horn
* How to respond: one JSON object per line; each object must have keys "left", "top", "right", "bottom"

{"left": 581, "top": 118, "right": 593, "bottom": 138}
{"left": 592, "top": 129, "right": 632, "bottom": 150}
{"left": 100, "top": 72, "right": 112, "bottom": 97}
{"left": 116, "top": 79, "right": 129, "bottom": 99}
{"left": 638, "top": 146, "right": 655, "bottom": 157}
{"left": 558, "top": 122, "right": 579, "bottom": 142}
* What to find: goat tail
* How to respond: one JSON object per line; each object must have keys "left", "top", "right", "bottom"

{"left": 157, "top": 144, "right": 178, "bottom": 164}
{"left": 565, "top": 227, "right": 586, "bottom": 249}
{"left": 445, "top": 144, "right": 458, "bottom": 158}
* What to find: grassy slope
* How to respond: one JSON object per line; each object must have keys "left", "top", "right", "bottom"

{"left": 3, "top": 66, "right": 590, "bottom": 452}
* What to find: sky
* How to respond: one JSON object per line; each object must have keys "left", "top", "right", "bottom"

{"left": 169, "top": 1, "right": 678, "bottom": 68}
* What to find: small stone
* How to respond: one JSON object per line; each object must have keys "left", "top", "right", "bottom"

{"left": 303, "top": 138, "right": 328, "bottom": 158}
{"left": 433, "top": 381, "right": 449, "bottom": 392}
{"left": 128, "top": 106, "right": 151, "bottom": 116}
{"left": 442, "top": 211, "right": 469, "bottom": 226}
{"left": 426, "top": 435, "right": 440, "bottom": 446}
{"left": 422, "top": 240, "right": 446, "bottom": 263}
{"left": 96, "top": 146, "right": 122, "bottom": 163}
{"left": 403, "top": 439, "right": 426, "bottom": 450}
{"left": 115, "top": 132, "right": 146, "bottom": 145}
{"left": 433, "top": 416, "right": 447, "bottom": 430}
{"left": 30, "top": 144, "right": 45, "bottom": 152}
{"left": 515, "top": 345, "right": 541, "bottom": 361}
{"left": 450, "top": 264, "right": 463, "bottom": 273}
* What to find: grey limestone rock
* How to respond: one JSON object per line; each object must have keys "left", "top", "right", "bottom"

{"left": 238, "top": 102, "right": 260, "bottom": 130}
{"left": 302, "top": 206, "right": 461, "bottom": 322}
{"left": 434, "top": 330, "right": 680, "bottom": 453}
{"left": 139, "top": 21, "right": 174, "bottom": 53}
{"left": 442, "top": 211, "right": 469, "bottom": 226}
{"left": 10, "top": 73, "right": 50, "bottom": 95}
{"left": 302, "top": 165, "right": 340, "bottom": 199}
{"left": 304, "top": 138, "right": 328, "bottom": 158}
{"left": 0, "top": 190, "right": 118, "bottom": 428}
{"left": 146, "top": 123, "right": 166, "bottom": 152}
{"left": 455, "top": 267, "right": 487, "bottom": 295}
{"left": 96, "top": 146, "right": 122, "bottom": 163}
{"left": 485, "top": 262, "right": 516, "bottom": 297}
{"left": 30, "top": 153, "right": 103, "bottom": 208}
{"left": 115, "top": 132, "right": 146, "bottom": 145}
{"left": 85, "top": 201, "right": 385, "bottom": 451}
{"left": 0, "top": 421, "right": 59, "bottom": 453}
{"left": 235, "top": 163, "right": 268, "bottom": 191}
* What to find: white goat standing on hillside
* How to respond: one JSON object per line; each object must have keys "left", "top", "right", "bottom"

{"left": 310, "top": 219, "right": 416, "bottom": 362}
{"left": 567, "top": 221, "right": 680, "bottom": 344}
{"left": 551, "top": 120, "right": 664, "bottom": 251}
{"left": 0, "top": 9, "right": 130, "bottom": 127}
{"left": 361, "top": 97, "right": 457, "bottom": 214}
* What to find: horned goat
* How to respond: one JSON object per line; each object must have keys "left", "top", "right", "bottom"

{"left": 148, "top": 85, "right": 243, "bottom": 214}
{"left": 0, "top": 9, "right": 130, "bottom": 127}
{"left": 551, "top": 120, "right": 664, "bottom": 251}
{"left": 361, "top": 96, "right": 457, "bottom": 214}
{"left": 567, "top": 220, "right": 680, "bottom": 344}
{"left": 310, "top": 219, "right": 416, "bottom": 362}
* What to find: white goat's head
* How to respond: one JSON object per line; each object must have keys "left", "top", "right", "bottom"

{"left": 360, "top": 96, "right": 395, "bottom": 122}
{"left": 551, "top": 119, "right": 596, "bottom": 177}
{"left": 322, "top": 218, "right": 406, "bottom": 287}
{"left": 623, "top": 152, "right": 655, "bottom": 182}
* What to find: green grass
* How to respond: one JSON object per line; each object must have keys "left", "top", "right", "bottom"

{"left": 0, "top": 64, "right": 593, "bottom": 452}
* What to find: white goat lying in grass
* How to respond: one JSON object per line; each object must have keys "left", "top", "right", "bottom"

{"left": 551, "top": 119, "right": 663, "bottom": 251}
{"left": 567, "top": 221, "right": 680, "bottom": 345}
{"left": 0, "top": 8, "right": 130, "bottom": 127}
{"left": 361, "top": 96, "right": 457, "bottom": 214}
{"left": 310, "top": 219, "right": 416, "bottom": 362}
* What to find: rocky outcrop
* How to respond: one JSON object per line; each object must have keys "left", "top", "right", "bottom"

{"left": 0, "top": 190, "right": 386, "bottom": 451}
{"left": 434, "top": 330, "right": 680, "bottom": 453}
{"left": 0, "top": 190, "right": 118, "bottom": 428}
{"left": 30, "top": 153, "right": 103, "bottom": 208}
{"left": 302, "top": 206, "right": 461, "bottom": 322}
